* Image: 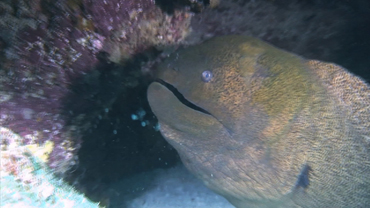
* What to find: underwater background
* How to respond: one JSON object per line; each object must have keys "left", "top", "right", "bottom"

{"left": 1, "top": 0, "right": 369, "bottom": 207}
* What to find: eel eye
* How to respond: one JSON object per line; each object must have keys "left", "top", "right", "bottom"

{"left": 201, "top": 70, "right": 213, "bottom": 82}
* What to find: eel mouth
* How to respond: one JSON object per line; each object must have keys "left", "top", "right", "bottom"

{"left": 155, "top": 79, "right": 211, "bottom": 115}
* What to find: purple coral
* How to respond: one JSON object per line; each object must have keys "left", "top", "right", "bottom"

{"left": 1, "top": 0, "right": 191, "bottom": 176}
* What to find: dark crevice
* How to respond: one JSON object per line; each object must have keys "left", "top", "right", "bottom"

{"left": 156, "top": 79, "right": 211, "bottom": 115}
{"left": 155, "top": 0, "right": 210, "bottom": 14}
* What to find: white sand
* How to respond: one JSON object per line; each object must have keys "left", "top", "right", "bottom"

{"left": 109, "top": 164, "right": 234, "bottom": 208}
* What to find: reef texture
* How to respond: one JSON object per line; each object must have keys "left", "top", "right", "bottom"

{"left": 0, "top": 127, "right": 99, "bottom": 208}
{"left": 0, "top": 0, "right": 191, "bottom": 176}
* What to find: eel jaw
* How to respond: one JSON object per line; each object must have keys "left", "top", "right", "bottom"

{"left": 147, "top": 81, "right": 228, "bottom": 138}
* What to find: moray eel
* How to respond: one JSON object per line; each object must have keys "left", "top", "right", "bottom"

{"left": 147, "top": 36, "right": 370, "bottom": 208}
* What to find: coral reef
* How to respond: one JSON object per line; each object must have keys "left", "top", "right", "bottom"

{"left": 0, "top": 0, "right": 191, "bottom": 176}
{"left": 1, "top": 0, "right": 369, "bottom": 206}
{"left": 0, "top": 127, "right": 99, "bottom": 208}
